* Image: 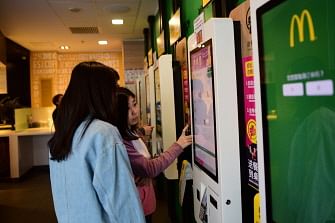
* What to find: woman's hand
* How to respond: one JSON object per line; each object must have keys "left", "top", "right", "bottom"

{"left": 176, "top": 125, "right": 193, "bottom": 149}
{"left": 142, "top": 125, "right": 154, "bottom": 136}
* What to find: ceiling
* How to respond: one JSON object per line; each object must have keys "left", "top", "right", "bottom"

{"left": 0, "top": 0, "right": 158, "bottom": 52}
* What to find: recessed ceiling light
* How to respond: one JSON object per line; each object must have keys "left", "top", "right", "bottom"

{"left": 60, "top": 45, "right": 70, "bottom": 50}
{"left": 98, "top": 40, "right": 108, "bottom": 45}
{"left": 112, "top": 19, "right": 124, "bottom": 25}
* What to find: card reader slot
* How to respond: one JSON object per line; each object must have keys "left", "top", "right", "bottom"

{"left": 210, "top": 195, "right": 217, "bottom": 209}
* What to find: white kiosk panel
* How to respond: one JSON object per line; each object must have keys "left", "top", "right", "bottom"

{"left": 189, "top": 18, "right": 242, "bottom": 223}
{"left": 157, "top": 55, "right": 178, "bottom": 180}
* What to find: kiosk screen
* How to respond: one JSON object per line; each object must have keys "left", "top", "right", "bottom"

{"left": 154, "top": 68, "right": 162, "bottom": 137}
{"left": 190, "top": 39, "right": 218, "bottom": 181}
{"left": 145, "top": 75, "right": 151, "bottom": 125}
{"left": 257, "top": 0, "right": 335, "bottom": 222}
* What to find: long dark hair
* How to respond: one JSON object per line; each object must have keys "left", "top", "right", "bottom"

{"left": 48, "top": 61, "right": 120, "bottom": 161}
{"left": 115, "top": 87, "right": 138, "bottom": 141}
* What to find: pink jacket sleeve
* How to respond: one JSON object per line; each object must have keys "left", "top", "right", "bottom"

{"left": 124, "top": 140, "right": 183, "bottom": 178}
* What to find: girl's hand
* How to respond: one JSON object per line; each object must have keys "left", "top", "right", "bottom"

{"left": 142, "top": 125, "right": 154, "bottom": 136}
{"left": 176, "top": 125, "right": 193, "bottom": 149}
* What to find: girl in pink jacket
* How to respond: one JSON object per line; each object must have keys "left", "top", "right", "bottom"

{"left": 115, "top": 87, "right": 192, "bottom": 223}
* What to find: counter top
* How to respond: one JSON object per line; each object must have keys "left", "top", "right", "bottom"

{"left": 0, "top": 127, "right": 54, "bottom": 137}
{"left": 0, "top": 124, "right": 12, "bottom": 130}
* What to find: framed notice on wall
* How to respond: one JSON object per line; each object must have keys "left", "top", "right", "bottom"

{"left": 169, "top": 9, "right": 181, "bottom": 45}
{"left": 202, "top": 0, "right": 212, "bottom": 7}
{"left": 157, "top": 31, "right": 165, "bottom": 57}
{"left": 148, "top": 49, "right": 153, "bottom": 66}
{"left": 0, "top": 62, "right": 7, "bottom": 94}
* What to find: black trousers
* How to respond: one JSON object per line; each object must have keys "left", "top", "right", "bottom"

{"left": 145, "top": 214, "right": 152, "bottom": 223}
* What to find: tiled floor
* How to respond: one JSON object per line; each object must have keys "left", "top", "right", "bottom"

{"left": 0, "top": 167, "right": 57, "bottom": 223}
{"left": 0, "top": 167, "right": 171, "bottom": 223}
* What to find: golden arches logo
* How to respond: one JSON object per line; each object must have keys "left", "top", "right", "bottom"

{"left": 290, "top": 9, "right": 316, "bottom": 48}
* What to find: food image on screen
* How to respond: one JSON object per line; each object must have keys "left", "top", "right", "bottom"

{"left": 190, "top": 39, "right": 218, "bottom": 181}
{"left": 258, "top": 0, "right": 335, "bottom": 222}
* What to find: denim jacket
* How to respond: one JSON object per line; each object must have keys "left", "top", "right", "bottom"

{"left": 49, "top": 119, "right": 145, "bottom": 223}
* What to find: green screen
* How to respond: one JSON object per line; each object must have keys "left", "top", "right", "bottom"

{"left": 258, "top": 0, "right": 335, "bottom": 222}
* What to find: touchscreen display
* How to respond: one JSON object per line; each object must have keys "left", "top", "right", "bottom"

{"left": 190, "top": 39, "right": 218, "bottom": 181}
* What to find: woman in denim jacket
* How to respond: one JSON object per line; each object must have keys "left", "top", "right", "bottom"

{"left": 48, "top": 61, "right": 145, "bottom": 223}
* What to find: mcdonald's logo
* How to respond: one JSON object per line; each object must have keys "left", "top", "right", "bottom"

{"left": 290, "top": 9, "right": 316, "bottom": 48}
